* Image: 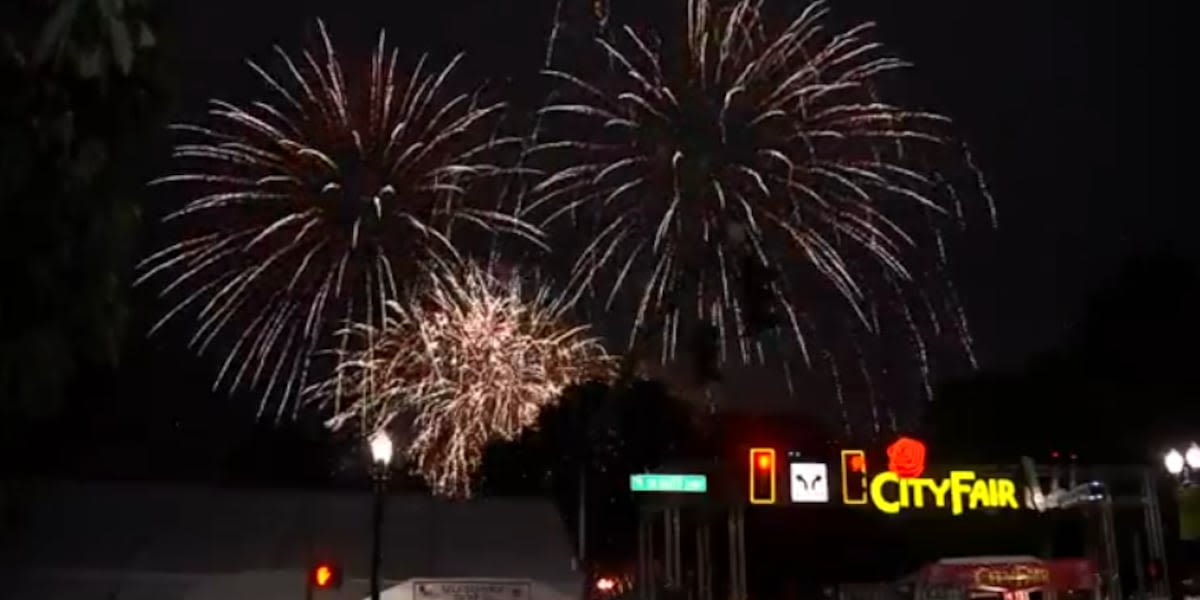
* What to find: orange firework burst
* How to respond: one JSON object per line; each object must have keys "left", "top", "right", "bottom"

{"left": 307, "top": 261, "right": 612, "bottom": 498}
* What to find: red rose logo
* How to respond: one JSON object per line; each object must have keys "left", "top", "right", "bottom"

{"left": 886, "top": 437, "right": 926, "bottom": 478}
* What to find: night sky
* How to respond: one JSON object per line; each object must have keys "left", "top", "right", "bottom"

{"left": 28, "top": 0, "right": 1185, "bottom": 477}
{"left": 156, "top": 0, "right": 1185, "bottom": 366}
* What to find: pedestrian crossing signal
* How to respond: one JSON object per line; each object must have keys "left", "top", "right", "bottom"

{"left": 749, "top": 448, "right": 776, "bottom": 504}
{"left": 841, "top": 450, "right": 868, "bottom": 505}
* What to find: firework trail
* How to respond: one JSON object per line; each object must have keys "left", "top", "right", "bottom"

{"left": 137, "top": 21, "right": 542, "bottom": 421}
{"left": 526, "top": 0, "right": 993, "bottom": 430}
{"left": 307, "top": 261, "right": 612, "bottom": 498}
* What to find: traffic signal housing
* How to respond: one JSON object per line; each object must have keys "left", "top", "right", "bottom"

{"left": 841, "top": 450, "right": 868, "bottom": 505}
{"left": 309, "top": 562, "right": 342, "bottom": 590}
{"left": 749, "top": 448, "right": 777, "bottom": 504}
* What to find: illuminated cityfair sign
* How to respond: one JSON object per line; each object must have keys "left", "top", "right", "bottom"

{"left": 843, "top": 437, "right": 1023, "bottom": 515}
{"left": 869, "top": 470, "right": 1020, "bottom": 515}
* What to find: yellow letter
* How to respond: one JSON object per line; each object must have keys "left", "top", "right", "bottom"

{"left": 995, "top": 479, "right": 1018, "bottom": 509}
{"left": 928, "top": 478, "right": 951, "bottom": 508}
{"left": 949, "top": 471, "right": 975, "bottom": 515}
{"left": 870, "top": 472, "right": 901, "bottom": 514}
{"left": 909, "top": 479, "right": 926, "bottom": 508}
{"left": 969, "top": 479, "right": 991, "bottom": 509}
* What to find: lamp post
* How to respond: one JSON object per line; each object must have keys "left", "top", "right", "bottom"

{"left": 369, "top": 431, "right": 393, "bottom": 600}
{"left": 1164, "top": 442, "right": 1200, "bottom": 485}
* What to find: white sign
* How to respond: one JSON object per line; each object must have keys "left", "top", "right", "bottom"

{"left": 413, "top": 580, "right": 531, "bottom": 600}
{"left": 789, "top": 462, "right": 829, "bottom": 503}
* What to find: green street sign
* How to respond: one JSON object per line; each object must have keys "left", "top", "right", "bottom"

{"left": 629, "top": 474, "right": 708, "bottom": 493}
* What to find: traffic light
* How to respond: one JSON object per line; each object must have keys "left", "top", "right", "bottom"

{"left": 749, "top": 448, "right": 777, "bottom": 504}
{"left": 841, "top": 450, "right": 868, "bottom": 505}
{"left": 309, "top": 562, "right": 342, "bottom": 590}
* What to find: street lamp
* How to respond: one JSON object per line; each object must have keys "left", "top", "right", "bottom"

{"left": 369, "top": 431, "right": 393, "bottom": 600}
{"left": 1163, "top": 442, "right": 1200, "bottom": 486}
{"left": 1186, "top": 443, "right": 1200, "bottom": 470}
{"left": 1166, "top": 449, "right": 1186, "bottom": 476}
{"left": 371, "top": 431, "right": 394, "bottom": 468}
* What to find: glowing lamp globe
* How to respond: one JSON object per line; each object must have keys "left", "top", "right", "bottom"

{"left": 1186, "top": 443, "right": 1200, "bottom": 470}
{"left": 1165, "top": 449, "right": 1185, "bottom": 475}
{"left": 370, "top": 431, "right": 394, "bottom": 467}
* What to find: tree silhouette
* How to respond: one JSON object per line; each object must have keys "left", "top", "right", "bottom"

{"left": 1, "top": 0, "right": 166, "bottom": 426}
{"left": 479, "top": 379, "right": 704, "bottom": 562}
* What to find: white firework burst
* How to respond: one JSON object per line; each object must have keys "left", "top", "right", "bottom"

{"left": 527, "top": 0, "right": 993, "bottom": 430}
{"left": 137, "top": 20, "right": 542, "bottom": 421}
{"left": 307, "top": 261, "right": 612, "bottom": 498}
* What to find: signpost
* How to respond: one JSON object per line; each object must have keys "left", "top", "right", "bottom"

{"left": 630, "top": 474, "right": 708, "bottom": 493}
{"left": 411, "top": 580, "right": 531, "bottom": 600}
{"left": 789, "top": 462, "right": 829, "bottom": 503}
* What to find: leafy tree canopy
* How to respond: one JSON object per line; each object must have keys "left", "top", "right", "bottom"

{"left": 0, "top": 0, "right": 165, "bottom": 425}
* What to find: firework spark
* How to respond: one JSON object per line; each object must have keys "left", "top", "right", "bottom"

{"left": 308, "top": 262, "right": 612, "bottom": 498}
{"left": 527, "top": 0, "right": 992, "bottom": 421}
{"left": 137, "top": 21, "right": 542, "bottom": 420}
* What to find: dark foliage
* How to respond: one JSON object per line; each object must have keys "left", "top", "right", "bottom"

{"left": 0, "top": 0, "right": 167, "bottom": 426}
{"left": 479, "top": 379, "right": 704, "bottom": 562}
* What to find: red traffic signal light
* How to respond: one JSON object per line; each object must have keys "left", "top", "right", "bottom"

{"left": 749, "top": 448, "right": 776, "bottom": 504}
{"left": 841, "top": 450, "right": 868, "bottom": 505}
{"left": 310, "top": 562, "right": 342, "bottom": 589}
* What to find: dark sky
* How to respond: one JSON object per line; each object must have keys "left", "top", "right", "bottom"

{"left": 154, "top": 0, "right": 1184, "bottom": 368}
{"left": 53, "top": 0, "right": 1180, "bottom": 474}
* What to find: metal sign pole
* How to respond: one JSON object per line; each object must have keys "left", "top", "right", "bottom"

{"left": 663, "top": 509, "right": 675, "bottom": 589}
{"left": 1132, "top": 531, "right": 1147, "bottom": 598}
{"left": 638, "top": 508, "right": 652, "bottom": 600}
{"left": 672, "top": 508, "right": 682, "bottom": 587}
{"left": 737, "top": 508, "right": 747, "bottom": 600}
{"left": 726, "top": 507, "right": 746, "bottom": 600}
{"left": 726, "top": 509, "right": 737, "bottom": 600}
{"left": 695, "top": 518, "right": 711, "bottom": 600}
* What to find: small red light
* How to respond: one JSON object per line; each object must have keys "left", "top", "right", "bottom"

{"left": 596, "top": 577, "right": 616, "bottom": 591}
{"left": 1051, "top": 451, "right": 1060, "bottom": 459}
{"left": 314, "top": 565, "right": 334, "bottom": 588}
{"left": 849, "top": 454, "right": 866, "bottom": 473}
{"left": 748, "top": 448, "right": 777, "bottom": 504}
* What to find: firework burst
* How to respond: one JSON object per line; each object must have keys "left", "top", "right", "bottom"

{"left": 307, "top": 261, "right": 612, "bottom": 498}
{"left": 527, "top": 0, "right": 993, "bottom": 426}
{"left": 137, "top": 21, "right": 542, "bottom": 420}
